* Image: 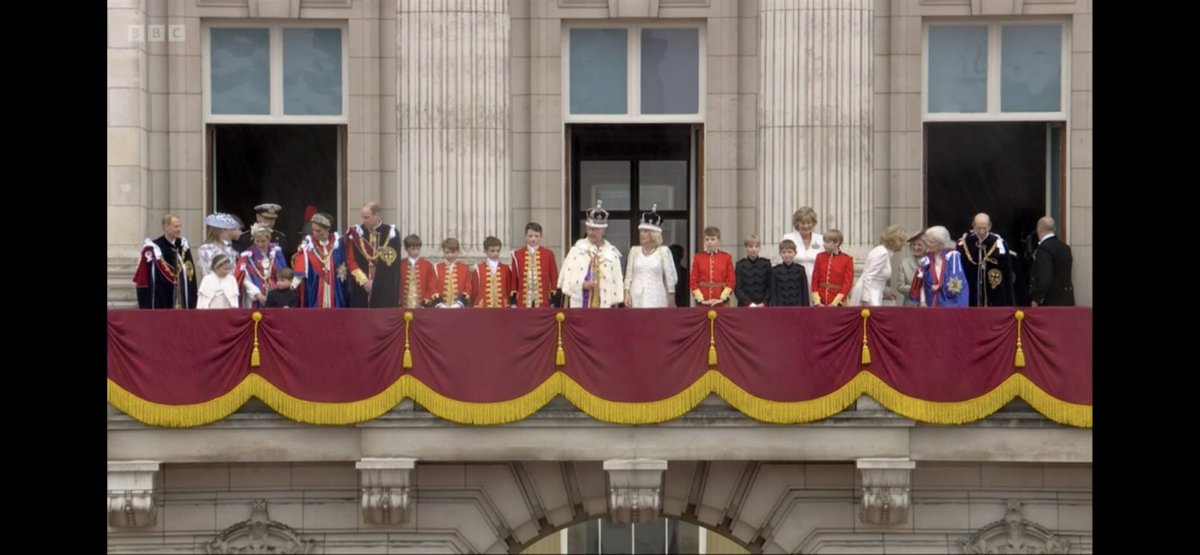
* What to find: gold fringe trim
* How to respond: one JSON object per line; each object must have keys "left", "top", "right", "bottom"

{"left": 402, "top": 312, "right": 414, "bottom": 369}
{"left": 394, "top": 375, "right": 562, "bottom": 425}
{"left": 555, "top": 312, "right": 566, "bottom": 366}
{"left": 1014, "top": 310, "right": 1026, "bottom": 368}
{"left": 250, "top": 311, "right": 263, "bottom": 367}
{"left": 108, "top": 376, "right": 256, "bottom": 428}
{"left": 109, "top": 371, "right": 1092, "bottom": 428}
{"left": 560, "top": 372, "right": 713, "bottom": 425}
{"left": 707, "top": 310, "right": 718, "bottom": 366}
{"left": 860, "top": 309, "right": 872, "bottom": 365}
{"left": 713, "top": 370, "right": 862, "bottom": 424}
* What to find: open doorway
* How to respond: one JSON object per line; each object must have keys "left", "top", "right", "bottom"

{"left": 207, "top": 124, "right": 345, "bottom": 257}
{"left": 924, "top": 121, "right": 1066, "bottom": 306}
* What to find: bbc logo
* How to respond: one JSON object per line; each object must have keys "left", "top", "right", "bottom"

{"left": 128, "top": 25, "right": 185, "bottom": 42}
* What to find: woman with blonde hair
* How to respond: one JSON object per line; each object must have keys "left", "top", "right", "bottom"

{"left": 236, "top": 224, "right": 288, "bottom": 308}
{"left": 196, "top": 213, "right": 240, "bottom": 283}
{"left": 778, "top": 207, "right": 824, "bottom": 280}
{"left": 850, "top": 225, "right": 908, "bottom": 306}
{"left": 623, "top": 206, "right": 677, "bottom": 308}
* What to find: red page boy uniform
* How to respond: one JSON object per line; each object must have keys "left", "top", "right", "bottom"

{"left": 691, "top": 240, "right": 736, "bottom": 305}
{"left": 810, "top": 249, "right": 854, "bottom": 306}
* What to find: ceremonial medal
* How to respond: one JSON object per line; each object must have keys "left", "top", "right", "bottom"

{"left": 947, "top": 277, "right": 964, "bottom": 295}
{"left": 377, "top": 245, "right": 398, "bottom": 266}
{"left": 987, "top": 268, "right": 1002, "bottom": 289}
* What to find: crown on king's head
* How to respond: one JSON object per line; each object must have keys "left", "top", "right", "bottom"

{"left": 585, "top": 200, "right": 610, "bottom": 229}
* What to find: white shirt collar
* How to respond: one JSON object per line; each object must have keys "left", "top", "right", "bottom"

{"left": 1038, "top": 232, "right": 1056, "bottom": 245}
{"left": 487, "top": 258, "right": 499, "bottom": 271}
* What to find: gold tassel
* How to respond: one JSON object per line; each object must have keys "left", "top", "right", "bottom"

{"left": 555, "top": 312, "right": 566, "bottom": 366}
{"left": 1014, "top": 310, "right": 1026, "bottom": 368}
{"left": 707, "top": 310, "right": 719, "bottom": 366}
{"left": 860, "top": 309, "right": 872, "bottom": 365}
{"left": 403, "top": 312, "right": 414, "bottom": 369}
{"left": 250, "top": 311, "right": 263, "bottom": 367}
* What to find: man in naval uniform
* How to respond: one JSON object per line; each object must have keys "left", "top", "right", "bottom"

{"left": 234, "top": 203, "right": 289, "bottom": 257}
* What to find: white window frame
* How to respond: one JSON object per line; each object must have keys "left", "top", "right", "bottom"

{"left": 922, "top": 19, "right": 1070, "bottom": 122}
{"left": 562, "top": 21, "right": 706, "bottom": 123}
{"left": 203, "top": 21, "right": 349, "bottom": 124}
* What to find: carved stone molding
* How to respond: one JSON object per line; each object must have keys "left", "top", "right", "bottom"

{"left": 604, "top": 459, "right": 667, "bottom": 524}
{"left": 962, "top": 500, "right": 1071, "bottom": 554}
{"left": 249, "top": 0, "right": 300, "bottom": 18}
{"left": 856, "top": 458, "right": 915, "bottom": 525}
{"left": 207, "top": 499, "right": 316, "bottom": 554}
{"left": 356, "top": 458, "right": 417, "bottom": 525}
{"left": 107, "top": 461, "right": 160, "bottom": 528}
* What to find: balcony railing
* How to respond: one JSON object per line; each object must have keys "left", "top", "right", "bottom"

{"left": 107, "top": 307, "right": 1091, "bottom": 428}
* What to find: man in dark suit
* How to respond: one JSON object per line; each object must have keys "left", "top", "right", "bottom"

{"left": 1030, "top": 217, "right": 1075, "bottom": 306}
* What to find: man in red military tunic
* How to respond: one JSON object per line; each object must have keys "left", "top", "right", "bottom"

{"left": 474, "top": 236, "right": 515, "bottom": 308}
{"left": 430, "top": 237, "right": 474, "bottom": 308}
{"left": 399, "top": 234, "right": 437, "bottom": 309}
{"left": 690, "top": 226, "right": 736, "bottom": 307}
{"left": 509, "top": 222, "right": 559, "bottom": 308}
{"left": 810, "top": 229, "right": 854, "bottom": 306}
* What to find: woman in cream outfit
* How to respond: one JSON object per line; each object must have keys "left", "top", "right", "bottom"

{"left": 850, "top": 225, "right": 908, "bottom": 306}
{"left": 624, "top": 207, "right": 677, "bottom": 308}
{"left": 778, "top": 207, "right": 824, "bottom": 281}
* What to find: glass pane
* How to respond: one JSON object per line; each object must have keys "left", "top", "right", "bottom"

{"left": 569, "top": 519, "right": 598, "bottom": 553}
{"left": 580, "top": 161, "right": 631, "bottom": 211}
{"left": 284, "top": 28, "right": 343, "bottom": 115}
{"left": 659, "top": 219, "right": 688, "bottom": 255}
{"left": 570, "top": 29, "right": 628, "bottom": 114}
{"left": 601, "top": 519, "right": 633, "bottom": 554}
{"left": 211, "top": 28, "right": 270, "bottom": 115}
{"left": 581, "top": 219, "right": 631, "bottom": 259}
{"left": 633, "top": 518, "right": 666, "bottom": 554}
{"left": 675, "top": 521, "right": 700, "bottom": 554}
{"left": 927, "top": 26, "right": 987, "bottom": 113}
{"left": 641, "top": 28, "right": 699, "bottom": 114}
{"left": 639, "top": 160, "right": 688, "bottom": 211}
{"left": 1001, "top": 25, "right": 1062, "bottom": 112}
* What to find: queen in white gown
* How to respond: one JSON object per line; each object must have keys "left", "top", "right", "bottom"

{"left": 623, "top": 207, "right": 677, "bottom": 308}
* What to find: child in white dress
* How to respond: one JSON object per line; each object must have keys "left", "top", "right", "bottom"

{"left": 197, "top": 254, "right": 240, "bottom": 309}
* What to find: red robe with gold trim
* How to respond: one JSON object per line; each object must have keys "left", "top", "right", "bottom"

{"left": 474, "top": 260, "right": 515, "bottom": 308}
{"left": 690, "top": 250, "right": 736, "bottom": 304}
{"left": 432, "top": 261, "right": 474, "bottom": 307}
{"left": 510, "top": 246, "right": 559, "bottom": 308}
{"left": 811, "top": 250, "right": 854, "bottom": 306}
{"left": 399, "top": 257, "right": 436, "bottom": 309}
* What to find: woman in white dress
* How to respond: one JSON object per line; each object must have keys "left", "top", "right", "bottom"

{"left": 623, "top": 207, "right": 678, "bottom": 308}
{"left": 778, "top": 207, "right": 824, "bottom": 280}
{"left": 850, "top": 225, "right": 908, "bottom": 306}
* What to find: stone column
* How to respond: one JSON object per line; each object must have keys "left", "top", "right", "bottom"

{"left": 108, "top": 3, "right": 152, "bottom": 259}
{"left": 396, "top": 0, "right": 510, "bottom": 256}
{"left": 757, "top": 0, "right": 874, "bottom": 251}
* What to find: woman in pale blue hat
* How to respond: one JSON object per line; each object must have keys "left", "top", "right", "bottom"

{"left": 196, "top": 213, "right": 241, "bottom": 283}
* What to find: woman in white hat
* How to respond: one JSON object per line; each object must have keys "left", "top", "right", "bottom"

{"left": 623, "top": 205, "right": 677, "bottom": 308}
